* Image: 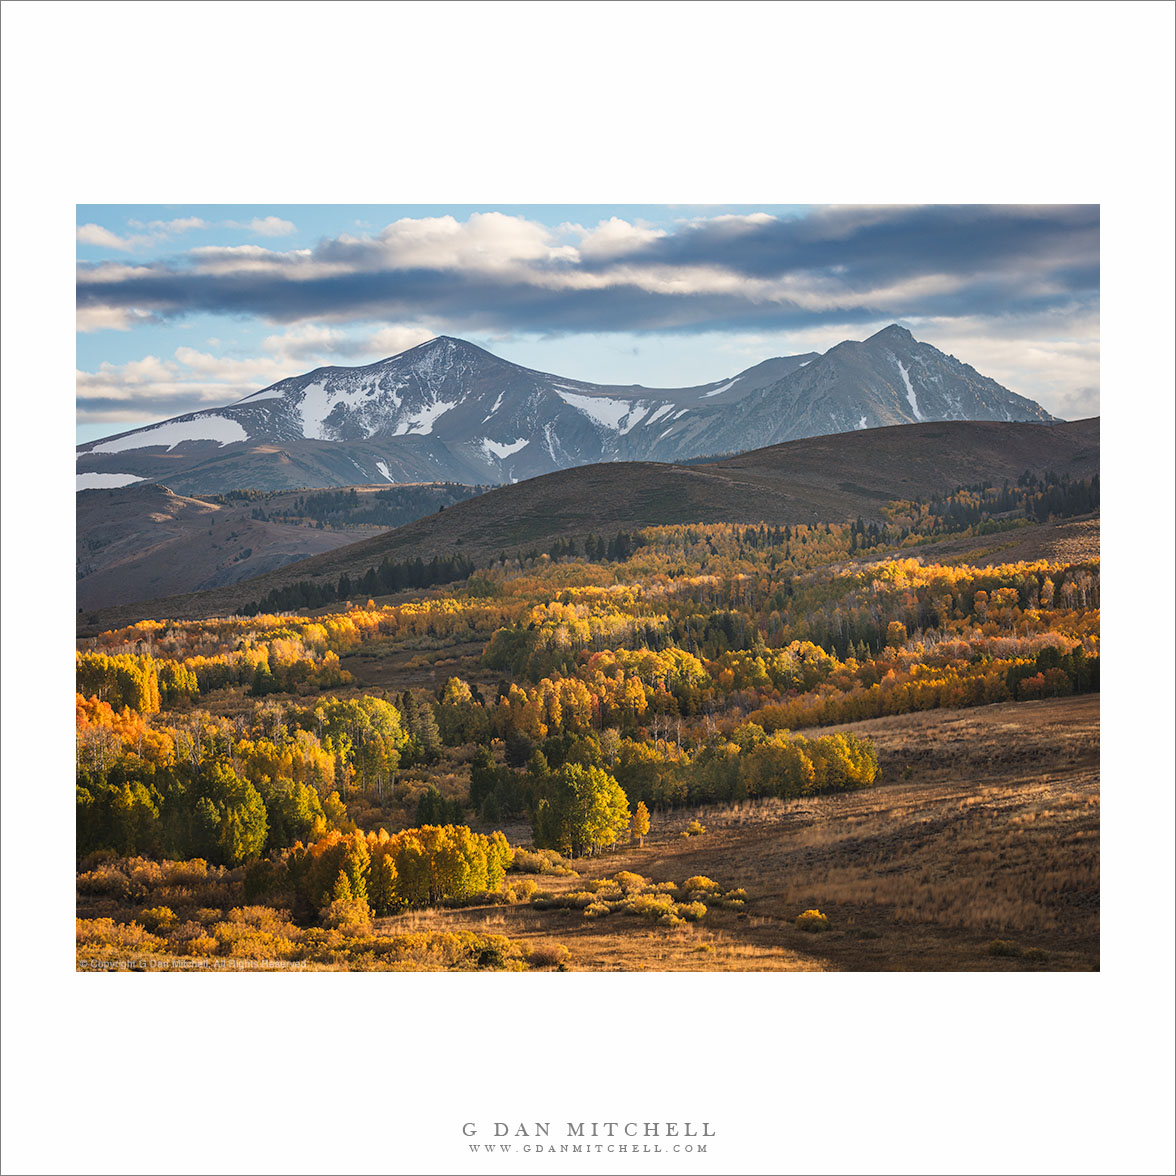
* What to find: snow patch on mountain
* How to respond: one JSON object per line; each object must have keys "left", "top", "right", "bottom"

{"left": 894, "top": 358, "right": 923, "bottom": 421}
{"left": 542, "top": 422, "right": 559, "bottom": 462}
{"left": 299, "top": 379, "right": 403, "bottom": 439}
{"left": 702, "top": 378, "right": 739, "bottom": 398}
{"left": 77, "top": 472, "right": 145, "bottom": 491}
{"left": 392, "top": 397, "right": 458, "bottom": 436}
{"left": 556, "top": 389, "right": 638, "bottom": 431}
{"left": 481, "top": 437, "right": 529, "bottom": 461}
{"left": 482, "top": 390, "right": 506, "bottom": 422}
{"left": 375, "top": 461, "right": 393, "bottom": 482}
{"left": 93, "top": 415, "right": 247, "bottom": 453}
{"left": 619, "top": 403, "right": 657, "bottom": 435}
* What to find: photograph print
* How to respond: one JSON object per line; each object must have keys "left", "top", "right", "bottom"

{"left": 74, "top": 203, "right": 1100, "bottom": 973}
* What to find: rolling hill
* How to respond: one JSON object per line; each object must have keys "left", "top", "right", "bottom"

{"left": 75, "top": 481, "right": 486, "bottom": 612}
{"left": 78, "top": 416, "right": 1098, "bottom": 631}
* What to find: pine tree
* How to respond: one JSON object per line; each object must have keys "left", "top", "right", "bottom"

{"left": 415, "top": 700, "right": 442, "bottom": 764}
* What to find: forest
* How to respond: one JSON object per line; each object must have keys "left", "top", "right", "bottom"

{"left": 226, "top": 482, "right": 489, "bottom": 530}
{"left": 76, "top": 475, "right": 1099, "bottom": 970}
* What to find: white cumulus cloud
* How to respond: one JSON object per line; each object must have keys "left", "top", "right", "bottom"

{"left": 574, "top": 217, "right": 667, "bottom": 260}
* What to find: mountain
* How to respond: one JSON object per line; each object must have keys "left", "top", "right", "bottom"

{"left": 75, "top": 327, "right": 1055, "bottom": 494}
{"left": 79, "top": 416, "right": 1098, "bottom": 630}
{"left": 710, "top": 324, "right": 1054, "bottom": 448}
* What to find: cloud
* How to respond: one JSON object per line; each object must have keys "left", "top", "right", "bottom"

{"left": 258, "top": 323, "right": 435, "bottom": 362}
{"left": 76, "top": 305, "right": 158, "bottom": 332}
{"left": 140, "top": 216, "right": 208, "bottom": 234}
{"left": 77, "top": 351, "right": 291, "bottom": 423}
{"left": 75, "top": 206, "right": 1099, "bottom": 339}
{"left": 224, "top": 215, "right": 297, "bottom": 236}
{"left": 76, "top": 207, "right": 1099, "bottom": 422}
{"left": 77, "top": 223, "right": 139, "bottom": 250}
{"left": 365, "top": 325, "right": 436, "bottom": 356}
{"left": 76, "top": 214, "right": 292, "bottom": 260}
{"left": 76, "top": 322, "right": 438, "bottom": 424}
{"left": 77, "top": 217, "right": 208, "bottom": 252}
{"left": 894, "top": 311, "right": 1101, "bottom": 420}
{"left": 572, "top": 217, "right": 667, "bottom": 260}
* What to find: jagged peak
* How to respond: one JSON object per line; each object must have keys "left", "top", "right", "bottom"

{"left": 399, "top": 334, "right": 493, "bottom": 358}
{"left": 867, "top": 324, "right": 915, "bottom": 344}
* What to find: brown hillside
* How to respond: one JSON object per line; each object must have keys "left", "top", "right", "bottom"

{"left": 76, "top": 484, "right": 365, "bottom": 612}
{"left": 79, "top": 417, "right": 1098, "bottom": 631}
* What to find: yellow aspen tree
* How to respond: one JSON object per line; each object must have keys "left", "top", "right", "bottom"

{"left": 632, "top": 800, "right": 651, "bottom": 848}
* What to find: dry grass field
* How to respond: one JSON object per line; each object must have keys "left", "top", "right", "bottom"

{"left": 389, "top": 696, "right": 1099, "bottom": 971}
{"left": 917, "top": 514, "right": 1100, "bottom": 568}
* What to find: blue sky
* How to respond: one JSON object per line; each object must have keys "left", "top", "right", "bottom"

{"left": 76, "top": 204, "right": 1100, "bottom": 442}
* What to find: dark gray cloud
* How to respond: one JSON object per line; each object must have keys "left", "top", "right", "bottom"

{"left": 76, "top": 205, "right": 1099, "bottom": 335}
{"left": 622, "top": 205, "right": 1099, "bottom": 282}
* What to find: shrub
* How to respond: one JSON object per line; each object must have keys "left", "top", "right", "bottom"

{"left": 168, "top": 920, "right": 216, "bottom": 955}
{"left": 986, "top": 938, "right": 1021, "bottom": 957}
{"left": 321, "top": 896, "right": 374, "bottom": 934}
{"left": 138, "top": 906, "right": 178, "bottom": 932}
{"left": 626, "top": 893, "right": 677, "bottom": 922}
{"left": 76, "top": 863, "right": 132, "bottom": 899}
{"left": 475, "top": 944, "right": 506, "bottom": 969}
{"left": 711, "top": 886, "right": 747, "bottom": 909}
{"left": 161, "top": 859, "right": 210, "bottom": 886}
{"left": 795, "top": 909, "right": 830, "bottom": 932}
{"left": 75, "top": 918, "right": 166, "bottom": 956}
{"left": 682, "top": 820, "right": 707, "bottom": 837}
{"left": 565, "top": 890, "right": 598, "bottom": 909}
{"left": 508, "top": 848, "right": 546, "bottom": 874}
{"left": 509, "top": 848, "right": 578, "bottom": 876}
{"left": 682, "top": 875, "right": 721, "bottom": 896}
{"left": 675, "top": 901, "right": 707, "bottom": 922}
{"left": 528, "top": 943, "right": 571, "bottom": 969}
{"left": 612, "top": 871, "right": 649, "bottom": 896}
{"left": 584, "top": 902, "right": 611, "bottom": 919}
{"left": 506, "top": 878, "right": 538, "bottom": 903}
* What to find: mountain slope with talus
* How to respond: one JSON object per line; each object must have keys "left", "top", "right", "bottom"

{"left": 75, "top": 327, "right": 1055, "bottom": 494}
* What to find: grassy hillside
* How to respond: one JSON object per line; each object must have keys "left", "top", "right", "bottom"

{"left": 79, "top": 417, "right": 1098, "bottom": 630}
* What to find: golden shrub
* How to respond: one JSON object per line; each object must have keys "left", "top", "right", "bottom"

{"left": 795, "top": 909, "right": 830, "bottom": 932}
